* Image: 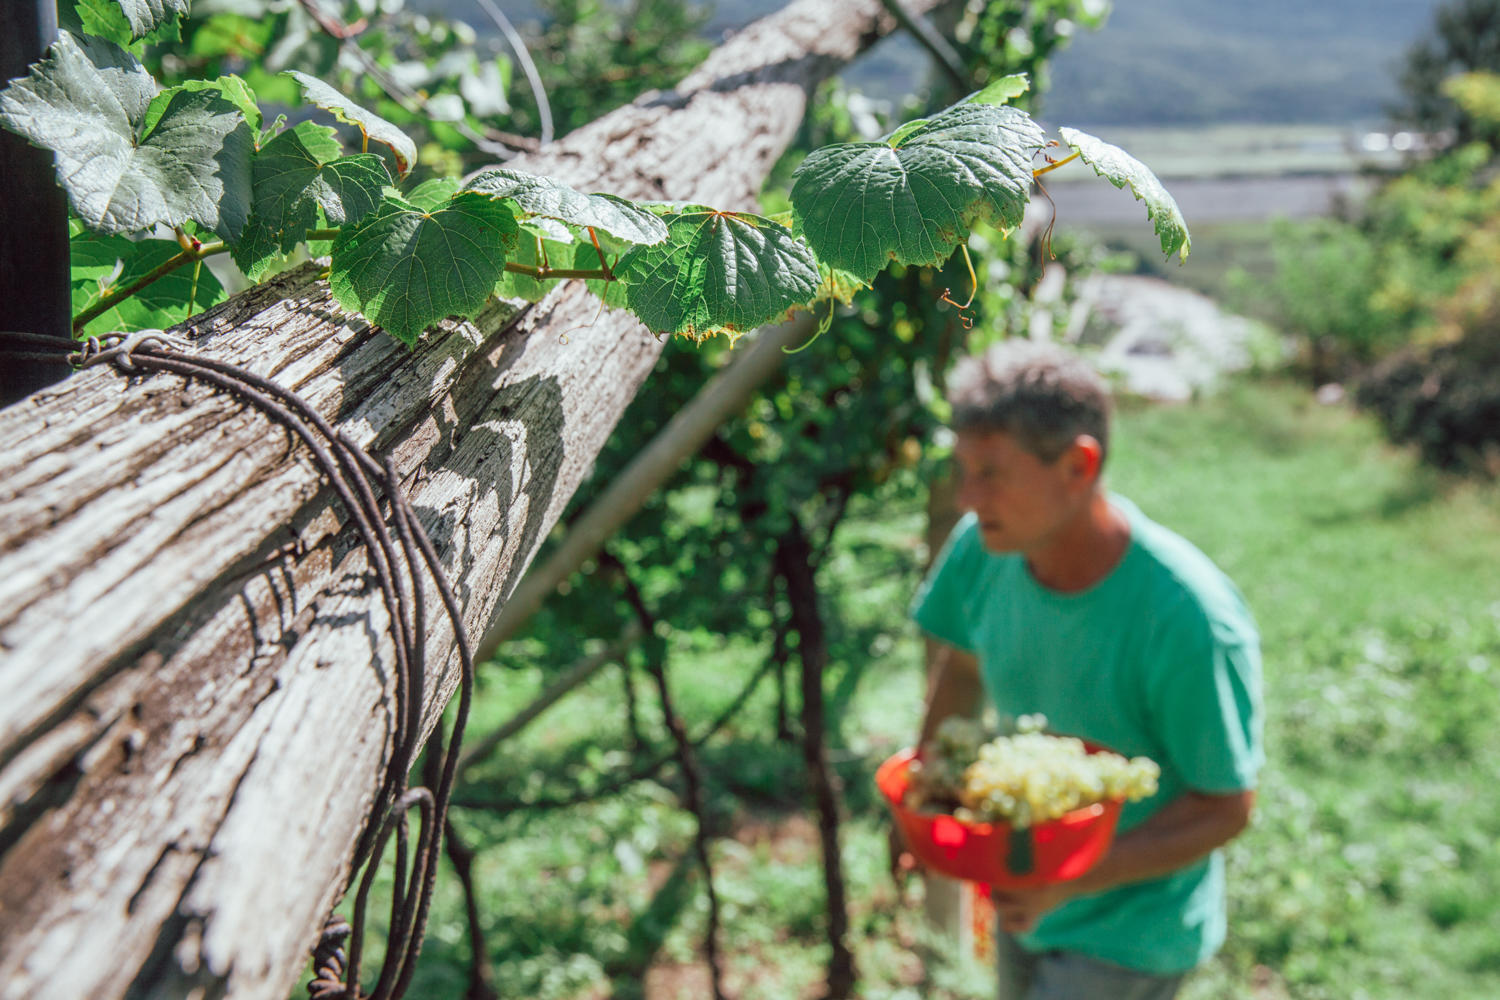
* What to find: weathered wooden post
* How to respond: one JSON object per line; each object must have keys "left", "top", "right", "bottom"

{"left": 0, "top": 0, "right": 72, "bottom": 407}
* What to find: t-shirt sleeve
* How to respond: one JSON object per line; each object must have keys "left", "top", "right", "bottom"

{"left": 1145, "top": 603, "right": 1264, "bottom": 794}
{"left": 910, "top": 514, "right": 983, "bottom": 654}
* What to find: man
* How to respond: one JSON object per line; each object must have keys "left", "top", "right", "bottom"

{"left": 908, "top": 340, "right": 1263, "bottom": 1000}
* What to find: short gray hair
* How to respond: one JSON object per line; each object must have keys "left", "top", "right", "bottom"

{"left": 946, "top": 340, "right": 1111, "bottom": 463}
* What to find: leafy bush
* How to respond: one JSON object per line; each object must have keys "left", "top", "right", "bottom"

{"left": 1357, "top": 317, "right": 1500, "bottom": 474}
{"left": 1257, "top": 218, "right": 1402, "bottom": 380}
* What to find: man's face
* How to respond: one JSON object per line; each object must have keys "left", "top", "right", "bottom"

{"left": 953, "top": 428, "right": 1090, "bottom": 554}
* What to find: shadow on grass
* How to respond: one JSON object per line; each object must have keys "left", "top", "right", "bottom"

{"left": 605, "top": 853, "right": 698, "bottom": 1000}
{"left": 1302, "top": 470, "right": 1445, "bottom": 526}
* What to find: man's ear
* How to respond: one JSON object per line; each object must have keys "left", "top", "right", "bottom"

{"left": 1065, "top": 435, "right": 1104, "bottom": 486}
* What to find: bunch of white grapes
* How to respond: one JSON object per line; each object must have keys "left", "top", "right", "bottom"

{"left": 904, "top": 716, "right": 993, "bottom": 811}
{"left": 907, "top": 714, "right": 1160, "bottom": 828}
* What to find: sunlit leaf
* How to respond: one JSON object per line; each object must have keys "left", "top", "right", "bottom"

{"left": 116, "top": 0, "right": 189, "bottom": 39}
{"left": 285, "top": 69, "right": 418, "bottom": 176}
{"left": 405, "top": 176, "right": 461, "bottom": 212}
{"left": 0, "top": 33, "right": 254, "bottom": 240}
{"left": 791, "top": 102, "right": 1044, "bottom": 283}
{"left": 617, "top": 209, "right": 820, "bottom": 342}
{"left": 464, "top": 169, "right": 669, "bottom": 245}
{"left": 143, "top": 75, "right": 262, "bottom": 135}
{"left": 233, "top": 120, "right": 388, "bottom": 281}
{"left": 967, "top": 73, "right": 1030, "bottom": 107}
{"left": 329, "top": 192, "right": 519, "bottom": 345}
{"left": 1058, "top": 126, "right": 1191, "bottom": 262}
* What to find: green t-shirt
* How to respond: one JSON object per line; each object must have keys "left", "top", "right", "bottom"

{"left": 910, "top": 495, "right": 1263, "bottom": 975}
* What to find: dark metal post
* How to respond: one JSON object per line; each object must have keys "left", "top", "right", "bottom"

{"left": 1, "top": 0, "right": 72, "bottom": 407}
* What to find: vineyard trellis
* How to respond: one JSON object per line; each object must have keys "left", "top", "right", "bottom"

{"left": 0, "top": 0, "right": 1189, "bottom": 997}
{"left": 0, "top": 3, "right": 968, "bottom": 997}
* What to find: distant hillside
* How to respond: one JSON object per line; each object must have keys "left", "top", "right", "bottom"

{"left": 1042, "top": 0, "right": 1448, "bottom": 127}
{"left": 416, "top": 0, "right": 1451, "bottom": 127}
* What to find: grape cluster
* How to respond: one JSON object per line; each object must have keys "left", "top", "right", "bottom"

{"left": 906, "top": 715, "right": 1160, "bottom": 829}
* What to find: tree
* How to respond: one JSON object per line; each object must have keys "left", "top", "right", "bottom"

{"left": 1393, "top": 0, "right": 1500, "bottom": 144}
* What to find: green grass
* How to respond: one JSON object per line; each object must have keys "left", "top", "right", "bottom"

{"left": 349, "top": 378, "right": 1500, "bottom": 1000}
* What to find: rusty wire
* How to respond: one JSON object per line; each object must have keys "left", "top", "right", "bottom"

{"left": 2, "top": 329, "right": 473, "bottom": 1000}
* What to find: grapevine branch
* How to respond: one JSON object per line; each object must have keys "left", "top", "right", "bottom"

{"left": 69, "top": 229, "right": 615, "bottom": 336}
{"left": 603, "top": 547, "right": 729, "bottom": 1000}
{"left": 774, "top": 510, "right": 855, "bottom": 1000}
{"left": 1033, "top": 150, "right": 1080, "bottom": 178}
{"left": 450, "top": 617, "right": 786, "bottom": 813}
{"left": 72, "top": 240, "right": 227, "bottom": 333}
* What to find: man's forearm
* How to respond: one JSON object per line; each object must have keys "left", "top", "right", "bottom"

{"left": 1072, "top": 789, "right": 1256, "bottom": 894}
{"left": 917, "top": 643, "right": 984, "bottom": 745}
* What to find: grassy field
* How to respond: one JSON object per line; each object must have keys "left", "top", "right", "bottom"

{"left": 370, "top": 378, "right": 1500, "bottom": 1000}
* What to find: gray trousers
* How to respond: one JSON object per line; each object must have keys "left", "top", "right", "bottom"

{"left": 997, "top": 934, "right": 1185, "bottom": 1000}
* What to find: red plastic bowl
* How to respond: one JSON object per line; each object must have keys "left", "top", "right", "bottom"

{"left": 876, "top": 748, "right": 1124, "bottom": 889}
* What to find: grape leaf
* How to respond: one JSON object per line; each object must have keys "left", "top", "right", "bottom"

{"left": 968, "top": 73, "right": 1029, "bottom": 106}
{"left": 62, "top": 0, "right": 168, "bottom": 48}
{"left": 790, "top": 102, "right": 1044, "bottom": 283}
{"left": 814, "top": 262, "right": 868, "bottom": 308}
{"left": 0, "top": 33, "right": 254, "bottom": 240}
{"left": 144, "top": 75, "right": 262, "bottom": 134}
{"left": 526, "top": 216, "right": 573, "bottom": 242}
{"left": 117, "top": 0, "right": 189, "bottom": 39}
{"left": 405, "top": 176, "right": 461, "bottom": 212}
{"left": 329, "top": 192, "right": 519, "bottom": 345}
{"left": 286, "top": 70, "right": 418, "bottom": 177}
{"left": 1058, "top": 126, "right": 1191, "bottom": 262}
{"left": 463, "top": 169, "right": 669, "bottom": 245}
{"left": 71, "top": 231, "right": 225, "bottom": 337}
{"left": 233, "top": 121, "right": 388, "bottom": 281}
{"left": 617, "top": 209, "right": 821, "bottom": 342}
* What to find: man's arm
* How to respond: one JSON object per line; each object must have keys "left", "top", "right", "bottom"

{"left": 918, "top": 641, "right": 984, "bottom": 745}
{"left": 892, "top": 642, "right": 983, "bottom": 879}
{"left": 990, "top": 787, "right": 1256, "bottom": 933}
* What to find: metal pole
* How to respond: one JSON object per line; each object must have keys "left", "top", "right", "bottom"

{"left": 1, "top": 0, "right": 72, "bottom": 408}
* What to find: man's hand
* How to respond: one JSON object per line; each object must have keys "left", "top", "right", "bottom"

{"left": 988, "top": 788, "right": 1257, "bottom": 934}
{"left": 989, "top": 882, "right": 1076, "bottom": 934}
{"left": 888, "top": 823, "right": 918, "bottom": 887}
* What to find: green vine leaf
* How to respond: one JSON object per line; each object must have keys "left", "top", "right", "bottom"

{"left": 233, "top": 120, "right": 389, "bottom": 281}
{"left": 329, "top": 192, "right": 519, "bottom": 345}
{"left": 1057, "top": 126, "right": 1191, "bottom": 262}
{"left": 0, "top": 33, "right": 254, "bottom": 240}
{"left": 71, "top": 230, "right": 225, "bottom": 337}
{"left": 790, "top": 102, "right": 1044, "bottom": 283}
{"left": 814, "top": 262, "right": 868, "bottom": 308}
{"left": 617, "top": 209, "right": 820, "bottom": 342}
{"left": 62, "top": 0, "right": 173, "bottom": 49}
{"left": 285, "top": 70, "right": 418, "bottom": 177}
{"left": 404, "top": 176, "right": 461, "bottom": 212}
{"left": 463, "top": 169, "right": 670, "bottom": 245}
{"left": 968, "top": 73, "right": 1030, "bottom": 106}
{"left": 116, "top": 0, "right": 189, "bottom": 39}
{"left": 144, "top": 75, "right": 262, "bottom": 135}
